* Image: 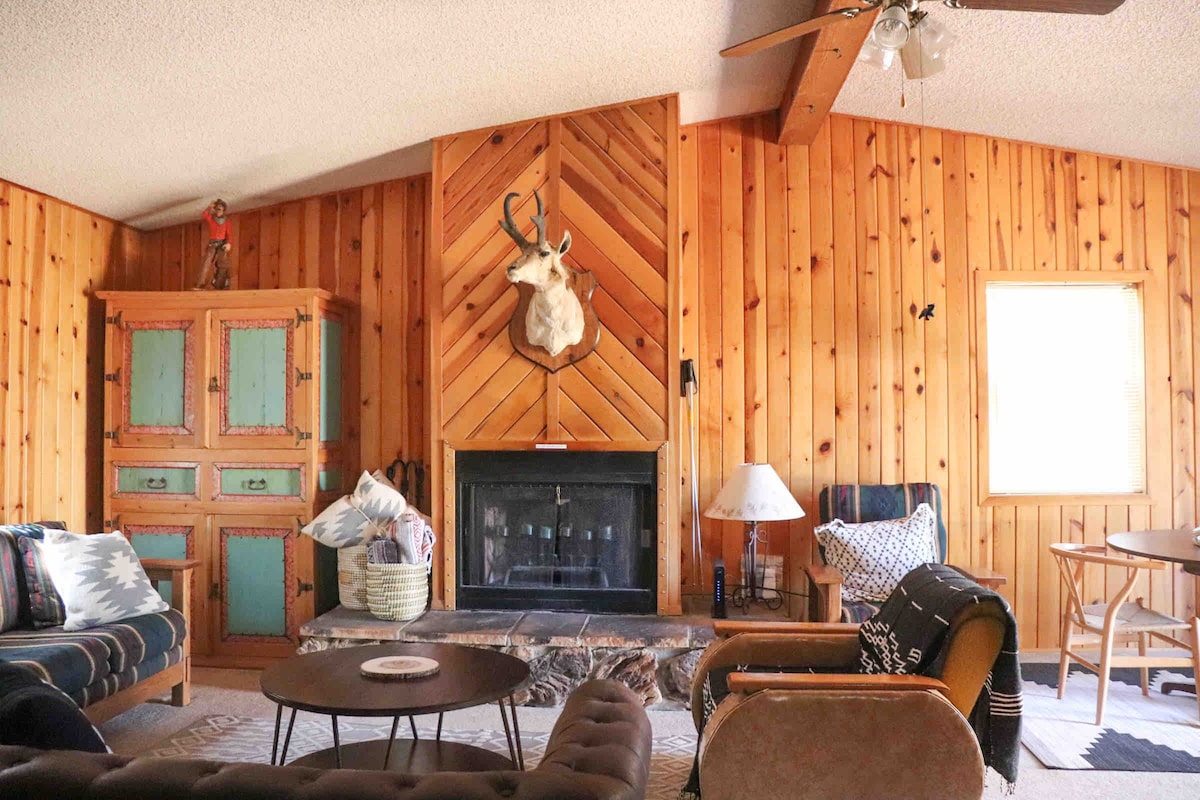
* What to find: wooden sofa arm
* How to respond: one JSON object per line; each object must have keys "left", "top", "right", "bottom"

{"left": 727, "top": 672, "right": 948, "bottom": 695}
{"left": 953, "top": 564, "right": 1007, "bottom": 589}
{"left": 712, "top": 620, "right": 858, "bottom": 638}
{"left": 804, "top": 563, "right": 843, "bottom": 623}
{"left": 142, "top": 558, "right": 200, "bottom": 611}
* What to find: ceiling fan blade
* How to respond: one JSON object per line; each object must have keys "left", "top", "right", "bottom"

{"left": 943, "top": 0, "right": 1124, "bottom": 13}
{"left": 720, "top": 8, "right": 863, "bottom": 58}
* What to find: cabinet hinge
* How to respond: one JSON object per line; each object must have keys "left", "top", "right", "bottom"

{"left": 296, "top": 578, "right": 315, "bottom": 596}
{"left": 103, "top": 430, "right": 119, "bottom": 441}
{"left": 104, "top": 369, "right": 120, "bottom": 383}
{"left": 105, "top": 311, "right": 122, "bottom": 326}
{"left": 295, "top": 430, "right": 313, "bottom": 444}
{"left": 208, "top": 376, "right": 220, "bottom": 393}
{"left": 295, "top": 368, "right": 313, "bottom": 385}
{"left": 103, "top": 517, "right": 120, "bottom": 530}
{"left": 295, "top": 308, "right": 313, "bottom": 326}
{"left": 209, "top": 583, "right": 222, "bottom": 601}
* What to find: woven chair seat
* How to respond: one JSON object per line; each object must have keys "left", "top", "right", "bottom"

{"left": 1081, "top": 601, "right": 1190, "bottom": 633}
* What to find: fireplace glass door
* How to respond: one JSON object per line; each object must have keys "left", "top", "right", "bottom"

{"left": 456, "top": 451, "right": 656, "bottom": 613}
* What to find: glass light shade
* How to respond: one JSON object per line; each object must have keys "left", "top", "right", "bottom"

{"left": 901, "top": 13, "right": 956, "bottom": 79}
{"left": 703, "top": 463, "right": 805, "bottom": 522}
{"left": 872, "top": 4, "right": 911, "bottom": 50}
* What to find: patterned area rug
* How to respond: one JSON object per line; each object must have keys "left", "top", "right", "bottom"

{"left": 1022, "top": 663, "right": 1200, "bottom": 771}
{"left": 145, "top": 714, "right": 694, "bottom": 800}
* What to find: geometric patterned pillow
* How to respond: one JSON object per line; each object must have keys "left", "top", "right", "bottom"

{"left": 37, "top": 531, "right": 168, "bottom": 632}
{"left": 301, "top": 471, "right": 408, "bottom": 548}
{"left": 814, "top": 503, "right": 939, "bottom": 603}
{"left": 14, "top": 534, "right": 67, "bottom": 630}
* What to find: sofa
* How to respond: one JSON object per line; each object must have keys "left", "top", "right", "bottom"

{"left": 0, "top": 522, "right": 195, "bottom": 723}
{"left": 0, "top": 679, "right": 653, "bottom": 800}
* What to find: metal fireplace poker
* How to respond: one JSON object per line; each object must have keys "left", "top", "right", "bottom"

{"left": 704, "top": 463, "right": 805, "bottom": 612}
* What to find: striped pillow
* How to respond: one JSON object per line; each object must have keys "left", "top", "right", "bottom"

{"left": 0, "top": 524, "right": 49, "bottom": 633}
{"left": 16, "top": 535, "right": 66, "bottom": 629}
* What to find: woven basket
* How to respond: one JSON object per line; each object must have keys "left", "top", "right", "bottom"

{"left": 365, "top": 562, "right": 428, "bottom": 621}
{"left": 337, "top": 545, "right": 370, "bottom": 610}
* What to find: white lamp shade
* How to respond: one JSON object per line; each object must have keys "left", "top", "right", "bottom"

{"left": 703, "top": 463, "right": 805, "bottom": 522}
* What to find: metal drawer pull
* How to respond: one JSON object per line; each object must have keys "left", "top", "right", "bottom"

{"left": 245, "top": 477, "right": 269, "bottom": 491}
{"left": 144, "top": 477, "right": 169, "bottom": 490}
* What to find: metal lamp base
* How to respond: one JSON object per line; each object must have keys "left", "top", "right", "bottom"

{"left": 731, "top": 520, "right": 783, "bottom": 613}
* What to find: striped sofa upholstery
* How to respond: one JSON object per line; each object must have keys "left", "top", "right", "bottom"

{"left": 0, "top": 523, "right": 187, "bottom": 710}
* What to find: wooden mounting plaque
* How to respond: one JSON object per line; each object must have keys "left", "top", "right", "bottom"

{"left": 360, "top": 655, "right": 440, "bottom": 680}
{"left": 509, "top": 269, "right": 600, "bottom": 373}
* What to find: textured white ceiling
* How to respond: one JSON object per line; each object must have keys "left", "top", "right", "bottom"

{"left": 0, "top": 1, "right": 1196, "bottom": 230}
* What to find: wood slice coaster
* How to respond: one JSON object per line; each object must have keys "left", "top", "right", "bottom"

{"left": 360, "top": 655, "right": 440, "bottom": 680}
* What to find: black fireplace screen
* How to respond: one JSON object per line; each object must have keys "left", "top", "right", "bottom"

{"left": 456, "top": 451, "right": 656, "bottom": 613}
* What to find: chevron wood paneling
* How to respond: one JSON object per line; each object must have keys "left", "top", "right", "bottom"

{"left": 429, "top": 95, "right": 681, "bottom": 612}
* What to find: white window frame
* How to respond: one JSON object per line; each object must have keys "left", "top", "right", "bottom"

{"left": 975, "top": 271, "right": 1152, "bottom": 507}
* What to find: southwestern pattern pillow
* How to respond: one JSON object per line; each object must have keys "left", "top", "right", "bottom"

{"left": 301, "top": 471, "right": 408, "bottom": 548}
{"left": 39, "top": 531, "right": 168, "bottom": 631}
{"left": 15, "top": 534, "right": 66, "bottom": 629}
{"left": 814, "top": 502, "right": 939, "bottom": 602}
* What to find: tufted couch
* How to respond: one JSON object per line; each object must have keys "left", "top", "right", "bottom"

{"left": 0, "top": 679, "right": 653, "bottom": 800}
{"left": 0, "top": 522, "right": 196, "bottom": 723}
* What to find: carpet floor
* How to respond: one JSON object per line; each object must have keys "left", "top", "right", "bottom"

{"left": 101, "top": 667, "right": 1200, "bottom": 800}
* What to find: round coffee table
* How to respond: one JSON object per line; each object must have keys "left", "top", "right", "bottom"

{"left": 260, "top": 642, "right": 530, "bottom": 772}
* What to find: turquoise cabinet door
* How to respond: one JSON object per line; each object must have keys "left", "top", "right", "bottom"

{"left": 114, "top": 311, "right": 202, "bottom": 447}
{"left": 216, "top": 520, "right": 297, "bottom": 650}
{"left": 319, "top": 316, "right": 343, "bottom": 444}
{"left": 121, "top": 519, "right": 199, "bottom": 622}
{"left": 212, "top": 312, "right": 306, "bottom": 448}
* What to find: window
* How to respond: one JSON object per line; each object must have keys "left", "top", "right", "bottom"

{"left": 982, "top": 280, "right": 1145, "bottom": 496}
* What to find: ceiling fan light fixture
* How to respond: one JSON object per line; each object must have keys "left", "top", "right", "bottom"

{"left": 872, "top": 3, "right": 911, "bottom": 50}
{"left": 901, "top": 13, "right": 956, "bottom": 79}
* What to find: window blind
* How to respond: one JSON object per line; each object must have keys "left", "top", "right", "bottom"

{"left": 985, "top": 282, "right": 1145, "bottom": 495}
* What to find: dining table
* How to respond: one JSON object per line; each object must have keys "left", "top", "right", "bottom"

{"left": 1105, "top": 529, "right": 1200, "bottom": 699}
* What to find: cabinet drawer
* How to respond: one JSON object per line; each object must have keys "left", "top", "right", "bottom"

{"left": 112, "top": 462, "right": 200, "bottom": 500}
{"left": 212, "top": 463, "right": 306, "bottom": 502}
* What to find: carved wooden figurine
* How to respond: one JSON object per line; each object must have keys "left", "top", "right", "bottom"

{"left": 194, "top": 199, "right": 233, "bottom": 290}
{"left": 498, "top": 190, "right": 599, "bottom": 372}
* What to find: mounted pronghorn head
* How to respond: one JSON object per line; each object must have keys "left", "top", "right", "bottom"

{"left": 499, "top": 190, "right": 573, "bottom": 291}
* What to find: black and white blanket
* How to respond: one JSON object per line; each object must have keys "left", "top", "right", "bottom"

{"left": 859, "top": 563, "right": 1022, "bottom": 789}
{"left": 680, "top": 563, "right": 1021, "bottom": 798}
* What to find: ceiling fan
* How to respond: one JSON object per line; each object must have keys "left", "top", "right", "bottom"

{"left": 722, "top": 0, "right": 1126, "bottom": 80}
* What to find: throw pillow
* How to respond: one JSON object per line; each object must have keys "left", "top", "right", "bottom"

{"left": 38, "top": 531, "right": 168, "bottom": 631}
{"left": 15, "top": 534, "right": 67, "bottom": 629}
{"left": 301, "top": 471, "right": 408, "bottom": 548}
{"left": 814, "top": 502, "right": 939, "bottom": 602}
{"left": 0, "top": 525, "right": 46, "bottom": 633}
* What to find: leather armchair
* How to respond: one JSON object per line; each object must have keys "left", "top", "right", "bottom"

{"left": 691, "top": 604, "right": 1007, "bottom": 800}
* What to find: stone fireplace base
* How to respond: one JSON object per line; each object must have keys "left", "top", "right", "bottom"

{"left": 299, "top": 607, "right": 715, "bottom": 708}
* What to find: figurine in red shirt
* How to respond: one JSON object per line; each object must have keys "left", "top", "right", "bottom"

{"left": 194, "top": 199, "right": 233, "bottom": 289}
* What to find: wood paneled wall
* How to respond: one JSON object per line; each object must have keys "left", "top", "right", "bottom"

{"left": 427, "top": 96, "right": 681, "bottom": 611}
{"left": 0, "top": 179, "right": 141, "bottom": 532}
{"left": 142, "top": 177, "right": 434, "bottom": 503}
{"left": 679, "top": 112, "right": 1200, "bottom": 648}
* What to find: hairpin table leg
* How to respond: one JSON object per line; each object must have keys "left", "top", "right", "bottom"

{"left": 409, "top": 715, "right": 418, "bottom": 740}
{"left": 331, "top": 714, "right": 341, "bottom": 768}
{"left": 498, "top": 699, "right": 517, "bottom": 767}
{"left": 270, "top": 704, "right": 283, "bottom": 765}
{"left": 509, "top": 694, "right": 524, "bottom": 770}
{"left": 436, "top": 712, "right": 444, "bottom": 742}
{"left": 384, "top": 715, "right": 401, "bottom": 767}
{"left": 279, "top": 707, "right": 297, "bottom": 765}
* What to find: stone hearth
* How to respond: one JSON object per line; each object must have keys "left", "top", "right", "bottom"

{"left": 300, "top": 607, "right": 718, "bottom": 708}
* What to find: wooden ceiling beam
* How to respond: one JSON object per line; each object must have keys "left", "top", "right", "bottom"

{"left": 777, "top": 2, "right": 879, "bottom": 147}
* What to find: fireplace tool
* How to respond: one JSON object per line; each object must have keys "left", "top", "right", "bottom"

{"left": 681, "top": 359, "right": 702, "bottom": 592}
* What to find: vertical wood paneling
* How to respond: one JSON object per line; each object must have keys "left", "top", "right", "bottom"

{"left": 679, "top": 113, "right": 1200, "bottom": 642}
{"left": 0, "top": 178, "right": 138, "bottom": 528}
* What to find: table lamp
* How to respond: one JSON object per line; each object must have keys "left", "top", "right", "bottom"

{"left": 704, "top": 463, "right": 804, "bottom": 610}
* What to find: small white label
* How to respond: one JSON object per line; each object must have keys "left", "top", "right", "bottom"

{"left": 534, "top": 443, "right": 568, "bottom": 450}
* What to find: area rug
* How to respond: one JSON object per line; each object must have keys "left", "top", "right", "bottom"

{"left": 145, "top": 714, "right": 694, "bottom": 800}
{"left": 1022, "top": 663, "right": 1200, "bottom": 771}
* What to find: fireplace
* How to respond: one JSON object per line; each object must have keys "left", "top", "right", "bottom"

{"left": 455, "top": 450, "right": 657, "bottom": 613}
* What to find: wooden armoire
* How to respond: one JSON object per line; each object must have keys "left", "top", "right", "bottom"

{"left": 97, "top": 289, "right": 354, "bottom": 667}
